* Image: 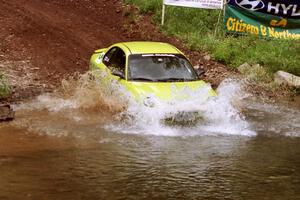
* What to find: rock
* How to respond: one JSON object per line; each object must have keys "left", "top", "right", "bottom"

{"left": 0, "top": 104, "right": 15, "bottom": 121}
{"left": 274, "top": 71, "right": 300, "bottom": 88}
{"left": 238, "top": 62, "right": 251, "bottom": 73}
{"left": 193, "top": 64, "right": 200, "bottom": 70}
{"left": 195, "top": 68, "right": 205, "bottom": 77}
{"left": 203, "top": 55, "right": 211, "bottom": 61}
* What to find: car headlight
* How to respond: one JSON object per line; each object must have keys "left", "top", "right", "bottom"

{"left": 143, "top": 96, "right": 156, "bottom": 108}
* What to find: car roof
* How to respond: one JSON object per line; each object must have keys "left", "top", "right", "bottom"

{"left": 115, "top": 41, "right": 182, "bottom": 55}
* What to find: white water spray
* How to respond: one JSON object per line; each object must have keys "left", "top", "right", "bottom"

{"left": 108, "top": 78, "right": 256, "bottom": 136}
{"left": 14, "top": 71, "right": 256, "bottom": 137}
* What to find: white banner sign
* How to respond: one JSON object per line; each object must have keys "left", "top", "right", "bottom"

{"left": 164, "top": 0, "right": 223, "bottom": 9}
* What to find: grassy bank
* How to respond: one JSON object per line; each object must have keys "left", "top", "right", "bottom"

{"left": 124, "top": 0, "right": 300, "bottom": 76}
{"left": 0, "top": 73, "right": 11, "bottom": 99}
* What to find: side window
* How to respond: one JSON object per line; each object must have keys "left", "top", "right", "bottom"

{"left": 103, "top": 48, "right": 117, "bottom": 66}
{"left": 103, "top": 47, "right": 126, "bottom": 77}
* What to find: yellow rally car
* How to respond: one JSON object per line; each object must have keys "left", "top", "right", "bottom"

{"left": 90, "top": 41, "right": 216, "bottom": 109}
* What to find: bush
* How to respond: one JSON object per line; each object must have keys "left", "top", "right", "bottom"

{"left": 0, "top": 73, "right": 11, "bottom": 98}
{"left": 124, "top": 0, "right": 300, "bottom": 76}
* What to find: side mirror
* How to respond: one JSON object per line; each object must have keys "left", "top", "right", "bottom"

{"left": 195, "top": 68, "right": 205, "bottom": 77}
{"left": 112, "top": 70, "right": 125, "bottom": 79}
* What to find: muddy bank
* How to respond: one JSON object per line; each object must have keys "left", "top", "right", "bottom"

{"left": 0, "top": 0, "right": 231, "bottom": 103}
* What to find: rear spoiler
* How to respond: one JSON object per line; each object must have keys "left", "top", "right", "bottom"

{"left": 94, "top": 48, "right": 108, "bottom": 54}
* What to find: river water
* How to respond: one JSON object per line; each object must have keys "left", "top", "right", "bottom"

{"left": 0, "top": 77, "right": 299, "bottom": 200}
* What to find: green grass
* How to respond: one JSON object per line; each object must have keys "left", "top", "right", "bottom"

{"left": 0, "top": 73, "right": 11, "bottom": 98}
{"left": 124, "top": 0, "right": 300, "bottom": 76}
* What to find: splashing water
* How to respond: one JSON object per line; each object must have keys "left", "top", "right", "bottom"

{"left": 17, "top": 71, "right": 129, "bottom": 114}
{"left": 108, "top": 79, "right": 256, "bottom": 136}
{"left": 13, "top": 71, "right": 130, "bottom": 136}
{"left": 13, "top": 71, "right": 255, "bottom": 137}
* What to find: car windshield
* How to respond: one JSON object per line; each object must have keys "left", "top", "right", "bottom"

{"left": 128, "top": 54, "right": 198, "bottom": 82}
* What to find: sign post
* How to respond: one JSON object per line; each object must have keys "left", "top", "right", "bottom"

{"left": 161, "top": 4, "right": 166, "bottom": 26}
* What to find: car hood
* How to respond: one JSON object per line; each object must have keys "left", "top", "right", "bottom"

{"left": 121, "top": 80, "right": 216, "bottom": 102}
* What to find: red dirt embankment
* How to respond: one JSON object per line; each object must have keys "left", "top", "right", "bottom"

{"left": 0, "top": 0, "right": 230, "bottom": 102}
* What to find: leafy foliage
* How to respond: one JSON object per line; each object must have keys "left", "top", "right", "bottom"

{"left": 0, "top": 73, "right": 11, "bottom": 98}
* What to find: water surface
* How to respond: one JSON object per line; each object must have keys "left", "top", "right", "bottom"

{"left": 0, "top": 78, "right": 299, "bottom": 200}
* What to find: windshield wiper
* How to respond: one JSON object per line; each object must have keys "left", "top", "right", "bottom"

{"left": 156, "top": 78, "right": 190, "bottom": 82}
{"left": 131, "top": 77, "right": 157, "bottom": 82}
